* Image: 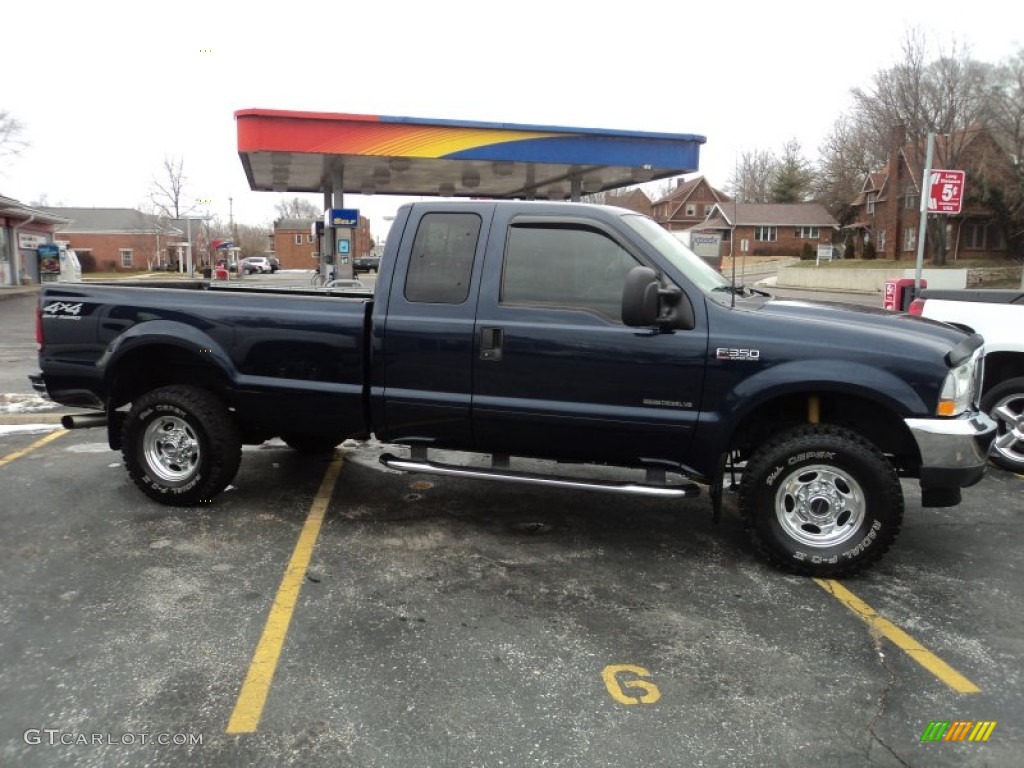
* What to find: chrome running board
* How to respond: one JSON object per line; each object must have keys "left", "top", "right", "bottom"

{"left": 379, "top": 451, "right": 700, "bottom": 499}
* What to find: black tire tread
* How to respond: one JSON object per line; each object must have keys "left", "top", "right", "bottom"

{"left": 122, "top": 385, "right": 241, "bottom": 506}
{"left": 739, "top": 424, "right": 903, "bottom": 577}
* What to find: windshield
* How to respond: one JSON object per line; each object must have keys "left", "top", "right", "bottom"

{"left": 622, "top": 213, "right": 734, "bottom": 300}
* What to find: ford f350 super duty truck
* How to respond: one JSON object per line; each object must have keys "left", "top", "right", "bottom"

{"left": 32, "top": 201, "right": 996, "bottom": 576}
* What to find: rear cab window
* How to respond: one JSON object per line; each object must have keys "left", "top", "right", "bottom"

{"left": 404, "top": 213, "right": 482, "bottom": 304}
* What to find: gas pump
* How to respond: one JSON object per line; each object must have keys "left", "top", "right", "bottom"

{"left": 324, "top": 208, "right": 358, "bottom": 281}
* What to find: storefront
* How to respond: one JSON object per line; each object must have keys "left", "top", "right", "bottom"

{"left": 0, "top": 196, "right": 69, "bottom": 286}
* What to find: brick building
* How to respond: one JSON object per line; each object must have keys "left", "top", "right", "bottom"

{"left": 42, "top": 208, "right": 184, "bottom": 273}
{"left": 848, "top": 126, "right": 1013, "bottom": 260}
{"left": 0, "top": 196, "right": 69, "bottom": 285}
{"left": 273, "top": 215, "right": 373, "bottom": 270}
{"left": 651, "top": 176, "right": 731, "bottom": 231}
{"left": 697, "top": 202, "right": 839, "bottom": 257}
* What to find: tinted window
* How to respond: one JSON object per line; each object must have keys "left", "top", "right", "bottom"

{"left": 501, "top": 224, "right": 640, "bottom": 322}
{"left": 404, "top": 213, "right": 481, "bottom": 304}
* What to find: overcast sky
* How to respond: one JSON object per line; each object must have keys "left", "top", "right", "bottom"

{"left": 2, "top": 0, "right": 1020, "bottom": 240}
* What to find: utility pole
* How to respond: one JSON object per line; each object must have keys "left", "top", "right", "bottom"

{"left": 913, "top": 133, "right": 935, "bottom": 298}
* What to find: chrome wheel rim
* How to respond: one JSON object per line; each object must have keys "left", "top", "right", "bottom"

{"left": 775, "top": 464, "right": 866, "bottom": 548}
{"left": 143, "top": 416, "right": 201, "bottom": 484}
{"left": 991, "top": 393, "right": 1024, "bottom": 468}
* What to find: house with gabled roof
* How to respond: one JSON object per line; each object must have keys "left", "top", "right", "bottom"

{"left": 651, "top": 175, "right": 731, "bottom": 231}
{"left": 42, "top": 207, "right": 184, "bottom": 273}
{"left": 847, "top": 126, "right": 1012, "bottom": 260}
{"left": 695, "top": 202, "right": 838, "bottom": 257}
{"left": 603, "top": 188, "right": 653, "bottom": 217}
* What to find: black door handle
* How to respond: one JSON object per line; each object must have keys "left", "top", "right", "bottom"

{"left": 480, "top": 327, "right": 503, "bottom": 361}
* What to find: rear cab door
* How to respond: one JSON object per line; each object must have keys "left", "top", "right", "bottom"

{"left": 373, "top": 203, "right": 493, "bottom": 446}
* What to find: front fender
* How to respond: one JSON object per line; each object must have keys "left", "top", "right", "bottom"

{"left": 724, "top": 359, "right": 930, "bottom": 421}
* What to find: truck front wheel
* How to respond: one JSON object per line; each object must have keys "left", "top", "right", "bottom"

{"left": 739, "top": 425, "right": 903, "bottom": 577}
{"left": 122, "top": 385, "right": 242, "bottom": 506}
{"left": 980, "top": 377, "right": 1024, "bottom": 473}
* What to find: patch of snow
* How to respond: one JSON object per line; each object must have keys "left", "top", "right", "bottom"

{"left": 0, "top": 393, "right": 58, "bottom": 413}
{"left": 0, "top": 423, "right": 62, "bottom": 436}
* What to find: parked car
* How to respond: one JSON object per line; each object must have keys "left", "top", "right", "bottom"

{"left": 240, "top": 256, "right": 272, "bottom": 274}
{"left": 353, "top": 254, "right": 381, "bottom": 274}
{"left": 909, "top": 288, "right": 1024, "bottom": 473}
{"left": 33, "top": 200, "right": 996, "bottom": 576}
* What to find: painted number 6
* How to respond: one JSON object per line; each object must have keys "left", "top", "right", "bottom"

{"left": 601, "top": 664, "right": 662, "bottom": 705}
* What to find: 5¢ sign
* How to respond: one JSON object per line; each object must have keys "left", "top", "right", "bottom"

{"left": 927, "top": 170, "right": 965, "bottom": 214}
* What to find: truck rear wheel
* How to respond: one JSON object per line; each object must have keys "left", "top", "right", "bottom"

{"left": 739, "top": 425, "right": 903, "bottom": 577}
{"left": 980, "top": 377, "right": 1024, "bottom": 473}
{"left": 122, "top": 385, "right": 241, "bottom": 506}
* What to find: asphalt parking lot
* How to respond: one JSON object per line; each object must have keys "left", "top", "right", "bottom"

{"left": 1, "top": 286, "right": 1022, "bottom": 767}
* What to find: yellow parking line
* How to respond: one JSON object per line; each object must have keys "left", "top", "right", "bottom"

{"left": 814, "top": 578, "right": 980, "bottom": 694}
{"left": 0, "top": 429, "right": 66, "bottom": 468}
{"left": 227, "top": 452, "right": 344, "bottom": 734}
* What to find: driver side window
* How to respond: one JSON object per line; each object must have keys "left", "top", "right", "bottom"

{"left": 501, "top": 224, "right": 640, "bottom": 322}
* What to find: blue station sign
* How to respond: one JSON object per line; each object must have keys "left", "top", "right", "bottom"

{"left": 325, "top": 208, "right": 359, "bottom": 228}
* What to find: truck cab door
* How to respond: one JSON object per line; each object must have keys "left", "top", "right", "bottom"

{"left": 471, "top": 212, "right": 707, "bottom": 467}
{"left": 375, "top": 205, "right": 491, "bottom": 446}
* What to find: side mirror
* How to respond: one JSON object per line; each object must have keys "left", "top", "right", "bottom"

{"left": 622, "top": 266, "right": 695, "bottom": 331}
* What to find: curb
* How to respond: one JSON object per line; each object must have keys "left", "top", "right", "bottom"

{"left": 0, "top": 287, "right": 40, "bottom": 301}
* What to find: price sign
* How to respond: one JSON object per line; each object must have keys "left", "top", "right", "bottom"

{"left": 927, "top": 170, "right": 965, "bottom": 214}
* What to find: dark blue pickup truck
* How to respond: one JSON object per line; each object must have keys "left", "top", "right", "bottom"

{"left": 32, "top": 201, "right": 996, "bottom": 575}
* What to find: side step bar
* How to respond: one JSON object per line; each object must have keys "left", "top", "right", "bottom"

{"left": 379, "top": 451, "right": 700, "bottom": 499}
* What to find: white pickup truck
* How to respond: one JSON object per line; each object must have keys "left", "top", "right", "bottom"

{"left": 910, "top": 289, "right": 1024, "bottom": 473}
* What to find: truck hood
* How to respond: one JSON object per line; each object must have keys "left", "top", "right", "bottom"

{"left": 741, "top": 296, "right": 971, "bottom": 359}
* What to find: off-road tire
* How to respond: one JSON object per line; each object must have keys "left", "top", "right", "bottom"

{"left": 122, "top": 385, "right": 241, "bottom": 506}
{"left": 980, "top": 376, "right": 1024, "bottom": 474}
{"left": 739, "top": 425, "right": 903, "bottom": 577}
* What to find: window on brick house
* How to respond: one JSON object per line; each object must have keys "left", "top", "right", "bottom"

{"left": 903, "top": 227, "right": 916, "bottom": 251}
{"left": 877, "top": 230, "right": 886, "bottom": 253}
{"left": 120, "top": 249, "right": 133, "bottom": 268}
{"left": 755, "top": 226, "right": 777, "bottom": 242}
{"left": 795, "top": 226, "right": 820, "bottom": 239}
{"left": 307, "top": 234, "right": 315, "bottom": 243}
{"left": 294, "top": 234, "right": 302, "bottom": 245}
{"left": 866, "top": 194, "right": 876, "bottom": 214}
{"left": 904, "top": 191, "right": 919, "bottom": 210}
{"left": 704, "top": 204, "right": 714, "bottom": 216}
{"left": 963, "top": 221, "right": 1001, "bottom": 250}
{"left": 686, "top": 204, "right": 696, "bottom": 217}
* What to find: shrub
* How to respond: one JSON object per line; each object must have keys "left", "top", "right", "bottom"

{"left": 800, "top": 242, "right": 815, "bottom": 261}
{"left": 862, "top": 240, "right": 877, "bottom": 260}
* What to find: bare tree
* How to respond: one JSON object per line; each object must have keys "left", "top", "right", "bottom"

{"left": 848, "top": 31, "right": 996, "bottom": 262}
{"left": 149, "top": 155, "right": 199, "bottom": 219}
{"left": 728, "top": 149, "right": 776, "bottom": 203}
{"left": 814, "top": 118, "right": 883, "bottom": 226}
{"left": 982, "top": 50, "right": 1024, "bottom": 259}
{"left": 0, "top": 109, "right": 28, "bottom": 162}
{"left": 236, "top": 223, "right": 272, "bottom": 258}
{"left": 274, "top": 196, "right": 321, "bottom": 220}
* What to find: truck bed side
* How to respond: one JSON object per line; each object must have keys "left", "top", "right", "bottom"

{"left": 38, "top": 282, "right": 372, "bottom": 443}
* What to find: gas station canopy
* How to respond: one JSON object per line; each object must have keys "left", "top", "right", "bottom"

{"left": 236, "top": 109, "right": 705, "bottom": 200}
